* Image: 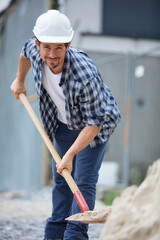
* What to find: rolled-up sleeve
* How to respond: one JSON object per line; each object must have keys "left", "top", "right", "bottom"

{"left": 22, "top": 37, "right": 37, "bottom": 61}
{"left": 80, "top": 75, "right": 121, "bottom": 145}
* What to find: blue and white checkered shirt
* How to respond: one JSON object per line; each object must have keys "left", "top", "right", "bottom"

{"left": 22, "top": 37, "right": 121, "bottom": 147}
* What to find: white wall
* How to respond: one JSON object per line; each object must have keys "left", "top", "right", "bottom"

{"left": 61, "top": 0, "right": 102, "bottom": 47}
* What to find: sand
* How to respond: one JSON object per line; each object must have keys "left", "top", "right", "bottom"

{"left": 66, "top": 207, "right": 112, "bottom": 224}
{"left": 100, "top": 159, "right": 160, "bottom": 240}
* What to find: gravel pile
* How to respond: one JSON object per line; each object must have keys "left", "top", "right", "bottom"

{"left": 0, "top": 187, "right": 105, "bottom": 240}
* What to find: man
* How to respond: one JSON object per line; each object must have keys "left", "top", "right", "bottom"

{"left": 11, "top": 10, "right": 121, "bottom": 240}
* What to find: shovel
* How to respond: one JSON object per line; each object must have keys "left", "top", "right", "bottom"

{"left": 65, "top": 207, "right": 112, "bottom": 224}
{"left": 19, "top": 93, "right": 89, "bottom": 213}
{"left": 19, "top": 93, "right": 111, "bottom": 224}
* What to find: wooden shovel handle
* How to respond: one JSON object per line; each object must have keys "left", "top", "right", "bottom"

{"left": 19, "top": 93, "right": 79, "bottom": 194}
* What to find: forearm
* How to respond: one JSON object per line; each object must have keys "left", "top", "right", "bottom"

{"left": 67, "top": 125, "right": 101, "bottom": 156}
{"left": 57, "top": 125, "right": 102, "bottom": 174}
{"left": 16, "top": 53, "right": 31, "bottom": 82}
{"left": 11, "top": 53, "right": 31, "bottom": 99}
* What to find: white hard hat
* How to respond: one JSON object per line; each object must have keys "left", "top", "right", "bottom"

{"left": 33, "top": 10, "right": 74, "bottom": 43}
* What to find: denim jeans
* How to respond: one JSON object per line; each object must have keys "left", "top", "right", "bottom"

{"left": 44, "top": 121, "right": 107, "bottom": 239}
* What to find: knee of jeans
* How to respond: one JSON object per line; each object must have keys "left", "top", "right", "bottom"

{"left": 76, "top": 172, "right": 99, "bottom": 186}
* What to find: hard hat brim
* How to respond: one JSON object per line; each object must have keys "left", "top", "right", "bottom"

{"left": 33, "top": 29, "right": 74, "bottom": 43}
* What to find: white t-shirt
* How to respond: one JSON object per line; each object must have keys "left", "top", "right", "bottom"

{"left": 42, "top": 63, "right": 67, "bottom": 124}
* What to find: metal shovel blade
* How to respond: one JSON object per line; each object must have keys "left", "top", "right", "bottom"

{"left": 65, "top": 207, "right": 112, "bottom": 224}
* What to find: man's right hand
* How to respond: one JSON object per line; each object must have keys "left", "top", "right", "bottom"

{"left": 10, "top": 78, "right": 27, "bottom": 99}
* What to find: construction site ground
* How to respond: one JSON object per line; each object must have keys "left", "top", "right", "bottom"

{"left": 0, "top": 186, "right": 105, "bottom": 240}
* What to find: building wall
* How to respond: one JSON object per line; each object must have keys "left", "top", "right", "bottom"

{"left": 102, "top": 0, "right": 160, "bottom": 40}
{"left": 60, "top": 0, "right": 102, "bottom": 48}
{"left": 0, "top": 0, "right": 47, "bottom": 191}
{"left": 131, "top": 56, "right": 160, "bottom": 171}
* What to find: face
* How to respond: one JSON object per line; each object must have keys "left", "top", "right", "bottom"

{"left": 35, "top": 40, "right": 71, "bottom": 74}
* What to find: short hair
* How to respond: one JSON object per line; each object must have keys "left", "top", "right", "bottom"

{"left": 36, "top": 38, "right": 69, "bottom": 48}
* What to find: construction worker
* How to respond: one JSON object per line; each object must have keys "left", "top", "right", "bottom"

{"left": 11, "top": 10, "right": 121, "bottom": 240}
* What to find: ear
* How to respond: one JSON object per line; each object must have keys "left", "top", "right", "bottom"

{"left": 35, "top": 39, "right": 40, "bottom": 50}
{"left": 66, "top": 42, "right": 71, "bottom": 51}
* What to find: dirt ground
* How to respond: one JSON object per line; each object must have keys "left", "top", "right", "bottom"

{"left": 0, "top": 186, "right": 105, "bottom": 240}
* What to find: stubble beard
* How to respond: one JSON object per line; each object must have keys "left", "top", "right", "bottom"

{"left": 46, "top": 57, "right": 60, "bottom": 71}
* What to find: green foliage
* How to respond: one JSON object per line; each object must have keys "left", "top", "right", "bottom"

{"left": 130, "top": 168, "right": 145, "bottom": 186}
{"left": 103, "top": 190, "right": 120, "bottom": 206}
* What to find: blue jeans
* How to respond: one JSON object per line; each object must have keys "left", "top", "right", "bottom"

{"left": 44, "top": 121, "right": 107, "bottom": 239}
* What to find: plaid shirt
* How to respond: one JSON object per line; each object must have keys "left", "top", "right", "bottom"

{"left": 22, "top": 37, "right": 121, "bottom": 147}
